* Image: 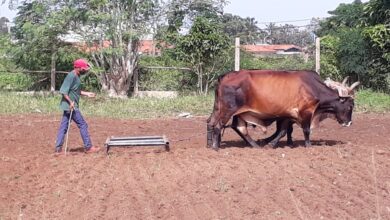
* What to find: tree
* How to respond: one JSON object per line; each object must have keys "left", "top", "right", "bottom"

{"left": 317, "top": 1, "right": 367, "bottom": 79}
{"left": 161, "top": 0, "right": 227, "bottom": 45}
{"left": 0, "top": 17, "right": 10, "bottom": 34}
{"left": 75, "top": 0, "right": 159, "bottom": 98}
{"left": 11, "top": 0, "right": 77, "bottom": 91}
{"left": 175, "top": 16, "right": 230, "bottom": 94}
{"left": 156, "top": 0, "right": 230, "bottom": 94}
{"left": 220, "top": 13, "right": 265, "bottom": 44}
{"left": 0, "top": 34, "right": 16, "bottom": 71}
{"left": 317, "top": 0, "right": 364, "bottom": 36}
{"left": 264, "top": 23, "right": 315, "bottom": 47}
{"left": 165, "top": 0, "right": 226, "bottom": 31}
{"left": 361, "top": 0, "right": 390, "bottom": 91}
{"left": 317, "top": 0, "right": 389, "bottom": 92}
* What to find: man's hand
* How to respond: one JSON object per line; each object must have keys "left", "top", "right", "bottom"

{"left": 63, "top": 94, "right": 74, "bottom": 110}
{"left": 69, "top": 101, "right": 75, "bottom": 110}
{"left": 81, "top": 91, "right": 96, "bottom": 98}
{"left": 86, "top": 92, "right": 96, "bottom": 98}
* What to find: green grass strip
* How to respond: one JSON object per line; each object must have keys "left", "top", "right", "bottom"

{"left": 0, "top": 89, "right": 388, "bottom": 118}
{"left": 0, "top": 92, "right": 214, "bottom": 118}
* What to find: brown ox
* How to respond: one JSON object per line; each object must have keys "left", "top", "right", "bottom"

{"left": 206, "top": 70, "right": 359, "bottom": 150}
{"left": 256, "top": 76, "right": 360, "bottom": 147}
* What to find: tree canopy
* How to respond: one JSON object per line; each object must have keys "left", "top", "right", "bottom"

{"left": 1, "top": 0, "right": 389, "bottom": 94}
{"left": 317, "top": 0, "right": 389, "bottom": 92}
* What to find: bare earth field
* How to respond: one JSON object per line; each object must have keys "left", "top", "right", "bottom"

{"left": 1, "top": 113, "right": 390, "bottom": 220}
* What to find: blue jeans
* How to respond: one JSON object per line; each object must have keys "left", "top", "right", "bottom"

{"left": 55, "top": 109, "right": 93, "bottom": 151}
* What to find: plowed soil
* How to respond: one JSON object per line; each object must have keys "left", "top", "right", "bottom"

{"left": 1, "top": 113, "right": 390, "bottom": 219}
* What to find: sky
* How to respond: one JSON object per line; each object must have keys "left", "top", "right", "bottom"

{"left": 0, "top": 3, "right": 17, "bottom": 21}
{"left": 1, "top": 0, "right": 366, "bottom": 25}
{"left": 224, "top": 0, "right": 367, "bottom": 28}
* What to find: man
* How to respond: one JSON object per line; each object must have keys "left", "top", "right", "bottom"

{"left": 54, "top": 58, "right": 99, "bottom": 154}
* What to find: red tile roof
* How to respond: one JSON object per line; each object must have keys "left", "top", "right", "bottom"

{"left": 139, "top": 40, "right": 159, "bottom": 54}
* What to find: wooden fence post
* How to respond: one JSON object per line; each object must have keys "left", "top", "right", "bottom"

{"left": 315, "top": 37, "right": 320, "bottom": 75}
{"left": 235, "top": 37, "right": 240, "bottom": 71}
{"left": 50, "top": 51, "right": 56, "bottom": 92}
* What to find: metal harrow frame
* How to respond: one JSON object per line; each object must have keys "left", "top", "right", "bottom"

{"left": 105, "top": 135, "right": 170, "bottom": 154}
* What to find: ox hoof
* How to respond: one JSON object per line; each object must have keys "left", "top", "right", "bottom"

{"left": 258, "top": 139, "right": 270, "bottom": 145}
{"left": 248, "top": 141, "right": 261, "bottom": 148}
{"left": 263, "top": 144, "right": 275, "bottom": 149}
{"left": 211, "top": 146, "right": 219, "bottom": 151}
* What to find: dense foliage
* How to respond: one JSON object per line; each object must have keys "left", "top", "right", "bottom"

{"left": 0, "top": 0, "right": 389, "bottom": 95}
{"left": 138, "top": 56, "right": 193, "bottom": 92}
{"left": 317, "top": 0, "right": 390, "bottom": 93}
{"left": 240, "top": 52, "right": 315, "bottom": 71}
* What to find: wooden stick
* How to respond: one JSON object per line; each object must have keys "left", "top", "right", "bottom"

{"left": 64, "top": 109, "right": 73, "bottom": 155}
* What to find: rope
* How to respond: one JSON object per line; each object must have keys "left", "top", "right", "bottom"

{"left": 170, "top": 117, "right": 230, "bottom": 142}
{"left": 171, "top": 131, "right": 207, "bottom": 143}
{"left": 171, "top": 129, "right": 230, "bottom": 143}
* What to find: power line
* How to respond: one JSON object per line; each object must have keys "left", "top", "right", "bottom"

{"left": 257, "top": 18, "right": 319, "bottom": 25}
{"left": 257, "top": 24, "right": 319, "bottom": 31}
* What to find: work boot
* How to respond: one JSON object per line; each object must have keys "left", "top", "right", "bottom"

{"left": 54, "top": 147, "right": 64, "bottom": 156}
{"left": 85, "top": 146, "right": 100, "bottom": 153}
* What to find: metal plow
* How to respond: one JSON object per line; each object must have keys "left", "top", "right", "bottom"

{"left": 105, "top": 135, "right": 170, "bottom": 154}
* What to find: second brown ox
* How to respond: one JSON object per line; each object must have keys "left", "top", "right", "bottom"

{"left": 206, "top": 70, "right": 359, "bottom": 150}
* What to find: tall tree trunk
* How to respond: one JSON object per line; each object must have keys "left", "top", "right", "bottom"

{"left": 50, "top": 50, "right": 56, "bottom": 92}
{"left": 133, "top": 68, "right": 139, "bottom": 95}
{"left": 98, "top": 39, "right": 139, "bottom": 98}
{"left": 85, "top": 0, "right": 144, "bottom": 98}
{"left": 205, "top": 78, "right": 209, "bottom": 95}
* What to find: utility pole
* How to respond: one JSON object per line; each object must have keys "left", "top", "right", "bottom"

{"left": 235, "top": 37, "right": 240, "bottom": 71}
{"left": 315, "top": 37, "right": 320, "bottom": 74}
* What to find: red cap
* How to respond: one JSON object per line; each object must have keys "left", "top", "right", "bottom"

{"left": 73, "top": 59, "right": 90, "bottom": 70}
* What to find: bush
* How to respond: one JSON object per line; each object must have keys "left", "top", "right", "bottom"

{"left": 80, "top": 72, "right": 101, "bottom": 93}
{"left": 355, "top": 89, "right": 390, "bottom": 113}
{"left": 138, "top": 68, "right": 186, "bottom": 91}
{"left": 138, "top": 55, "right": 196, "bottom": 92}
{"left": 240, "top": 51, "right": 315, "bottom": 71}
{"left": 0, "top": 72, "right": 33, "bottom": 91}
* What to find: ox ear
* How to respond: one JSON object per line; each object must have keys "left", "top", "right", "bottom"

{"left": 349, "top": 81, "right": 360, "bottom": 91}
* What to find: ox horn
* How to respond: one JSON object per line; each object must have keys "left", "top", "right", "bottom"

{"left": 349, "top": 81, "right": 360, "bottom": 91}
{"left": 341, "top": 76, "right": 350, "bottom": 87}
{"left": 337, "top": 87, "right": 349, "bottom": 97}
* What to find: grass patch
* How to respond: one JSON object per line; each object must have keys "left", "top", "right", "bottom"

{"left": 0, "top": 89, "right": 388, "bottom": 118}
{"left": 0, "top": 72, "right": 33, "bottom": 91}
{"left": 355, "top": 89, "right": 390, "bottom": 113}
{"left": 0, "top": 92, "right": 214, "bottom": 118}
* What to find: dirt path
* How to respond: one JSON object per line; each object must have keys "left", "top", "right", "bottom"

{"left": 1, "top": 113, "right": 389, "bottom": 219}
